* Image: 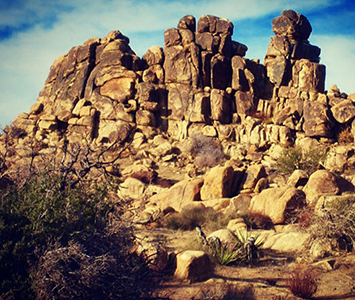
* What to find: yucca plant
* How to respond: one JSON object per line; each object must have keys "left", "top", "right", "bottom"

{"left": 209, "top": 242, "right": 244, "bottom": 265}
{"left": 235, "top": 230, "right": 264, "bottom": 248}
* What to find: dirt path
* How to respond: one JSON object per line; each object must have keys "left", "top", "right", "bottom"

{"left": 135, "top": 227, "right": 355, "bottom": 300}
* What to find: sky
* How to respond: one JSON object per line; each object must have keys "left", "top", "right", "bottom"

{"left": 0, "top": 0, "right": 354, "bottom": 127}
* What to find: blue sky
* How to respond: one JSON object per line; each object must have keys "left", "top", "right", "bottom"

{"left": 0, "top": 0, "right": 354, "bottom": 127}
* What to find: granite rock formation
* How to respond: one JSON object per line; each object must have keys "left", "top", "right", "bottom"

{"left": 2, "top": 10, "right": 355, "bottom": 184}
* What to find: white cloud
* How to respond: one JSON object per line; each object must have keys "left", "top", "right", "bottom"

{"left": 0, "top": 0, "right": 352, "bottom": 126}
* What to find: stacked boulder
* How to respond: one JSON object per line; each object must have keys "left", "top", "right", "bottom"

{"left": 8, "top": 10, "right": 355, "bottom": 158}
{"left": 263, "top": 10, "right": 331, "bottom": 137}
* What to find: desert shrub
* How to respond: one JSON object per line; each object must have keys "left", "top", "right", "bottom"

{"left": 0, "top": 171, "right": 159, "bottom": 299}
{"left": 188, "top": 134, "right": 226, "bottom": 168}
{"left": 243, "top": 212, "right": 274, "bottom": 230}
{"left": 287, "top": 266, "right": 317, "bottom": 299}
{"left": 277, "top": 146, "right": 328, "bottom": 175}
{"left": 197, "top": 283, "right": 255, "bottom": 300}
{"left": 163, "top": 206, "right": 218, "bottom": 231}
{"left": 32, "top": 220, "right": 155, "bottom": 300}
{"left": 307, "top": 198, "right": 355, "bottom": 251}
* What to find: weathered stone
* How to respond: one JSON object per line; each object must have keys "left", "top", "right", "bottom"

{"left": 174, "top": 251, "right": 213, "bottom": 282}
{"left": 179, "top": 28, "right": 195, "bottom": 46}
{"left": 287, "top": 169, "right": 309, "bottom": 188}
{"left": 178, "top": 15, "right": 196, "bottom": 32}
{"left": 197, "top": 15, "right": 218, "bottom": 33}
{"left": 231, "top": 56, "right": 249, "bottom": 91}
{"left": 232, "top": 41, "right": 248, "bottom": 56}
{"left": 201, "top": 125, "right": 217, "bottom": 137}
{"left": 249, "top": 187, "right": 306, "bottom": 224}
{"left": 292, "top": 59, "right": 325, "bottom": 93}
{"left": 200, "top": 51, "right": 213, "bottom": 87}
{"left": 235, "top": 90, "right": 254, "bottom": 117}
{"left": 227, "top": 194, "right": 251, "bottom": 215}
{"left": 119, "top": 177, "right": 145, "bottom": 199}
{"left": 324, "top": 146, "right": 355, "bottom": 173}
{"left": 196, "top": 32, "right": 219, "bottom": 53}
{"left": 210, "top": 89, "right": 231, "bottom": 123}
{"left": 262, "top": 230, "right": 310, "bottom": 252}
{"left": 189, "top": 92, "right": 210, "bottom": 123}
{"left": 143, "top": 46, "right": 164, "bottom": 66}
{"left": 241, "top": 164, "right": 266, "bottom": 190}
{"left": 303, "top": 100, "right": 334, "bottom": 137}
{"left": 164, "top": 28, "right": 181, "bottom": 47}
{"left": 99, "top": 77, "right": 136, "bottom": 102}
{"left": 265, "top": 56, "right": 287, "bottom": 87}
{"left": 272, "top": 10, "right": 312, "bottom": 41}
{"left": 122, "top": 164, "right": 156, "bottom": 183}
{"left": 150, "top": 178, "right": 204, "bottom": 211}
{"left": 207, "top": 229, "right": 237, "bottom": 245}
{"left": 200, "top": 165, "right": 234, "bottom": 200}
{"left": 97, "top": 120, "right": 133, "bottom": 143}
{"left": 331, "top": 99, "right": 355, "bottom": 124}
{"left": 166, "top": 83, "right": 192, "bottom": 120}
{"left": 303, "top": 170, "right": 340, "bottom": 204}
{"left": 136, "top": 110, "right": 156, "bottom": 127}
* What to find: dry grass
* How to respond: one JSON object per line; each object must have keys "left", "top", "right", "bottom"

{"left": 337, "top": 126, "right": 354, "bottom": 144}
{"left": 243, "top": 212, "right": 274, "bottom": 230}
{"left": 197, "top": 283, "right": 255, "bottom": 300}
{"left": 287, "top": 265, "right": 318, "bottom": 299}
{"left": 188, "top": 134, "right": 226, "bottom": 168}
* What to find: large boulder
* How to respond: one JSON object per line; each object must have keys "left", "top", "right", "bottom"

{"left": 272, "top": 10, "right": 312, "bottom": 41}
{"left": 174, "top": 250, "right": 213, "bottom": 282}
{"left": 200, "top": 165, "right": 235, "bottom": 200}
{"left": 149, "top": 178, "right": 203, "bottom": 211}
{"left": 303, "top": 100, "right": 334, "bottom": 137}
{"left": 249, "top": 187, "right": 306, "bottom": 224}
{"left": 331, "top": 100, "right": 355, "bottom": 124}
{"left": 303, "top": 170, "right": 340, "bottom": 205}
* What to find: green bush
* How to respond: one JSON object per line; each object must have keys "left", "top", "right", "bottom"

{"left": 277, "top": 146, "right": 328, "bottom": 175}
{"left": 0, "top": 171, "right": 158, "bottom": 299}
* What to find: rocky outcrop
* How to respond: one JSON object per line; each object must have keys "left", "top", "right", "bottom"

{"left": 9, "top": 8, "right": 355, "bottom": 165}
{"left": 174, "top": 250, "right": 213, "bottom": 282}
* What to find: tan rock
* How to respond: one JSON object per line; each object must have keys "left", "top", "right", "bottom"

{"left": 119, "top": 177, "right": 145, "bottom": 200}
{"left": 262, "top": 231, "right": 310, "bottom": 252}
{"left": 241, "top": 164, "right": 266, "bottom": 190}
{"left": 201, "top": 125, "right": 217, "bottom": 137}
{"left": 136, "top": 110, "right": 156, "bottom": 127}
{"left": 174, "top": 250, "right": 213, "bottom": 282}
{"left": 200, "top": 165, "right": 234, "bottom": 200}
{"left": 210, "top": 89, "right": 231, "bottom": 123}
{"left": 303, "top": 170, "right": 340, "bottom": 204}
{"left": 331, "top": 99, "right": 355, "bottom": 124}
{"left": 207, "top": 229, "right": 237, "bottom": 245}
{"left": 143, "top": 46, "right": 164, "bottom": 66}
{"left": 100, "top": 77, "right": 136, "bottom": 102}
{"left": 249, "top": 187, "right": 306, "bottom": 224}
{"left": 149, "top": 178, "right": 203, "bottom": 211}
{"left": 287, "top": 169, "right": 308, "bottom": 188}
{"left": 97, "top": 120, "right": 133, "bottom": 143}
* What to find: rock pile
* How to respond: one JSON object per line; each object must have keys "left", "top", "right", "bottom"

{"left": 8, "top": 10, "right": 355, "bottom": 154}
